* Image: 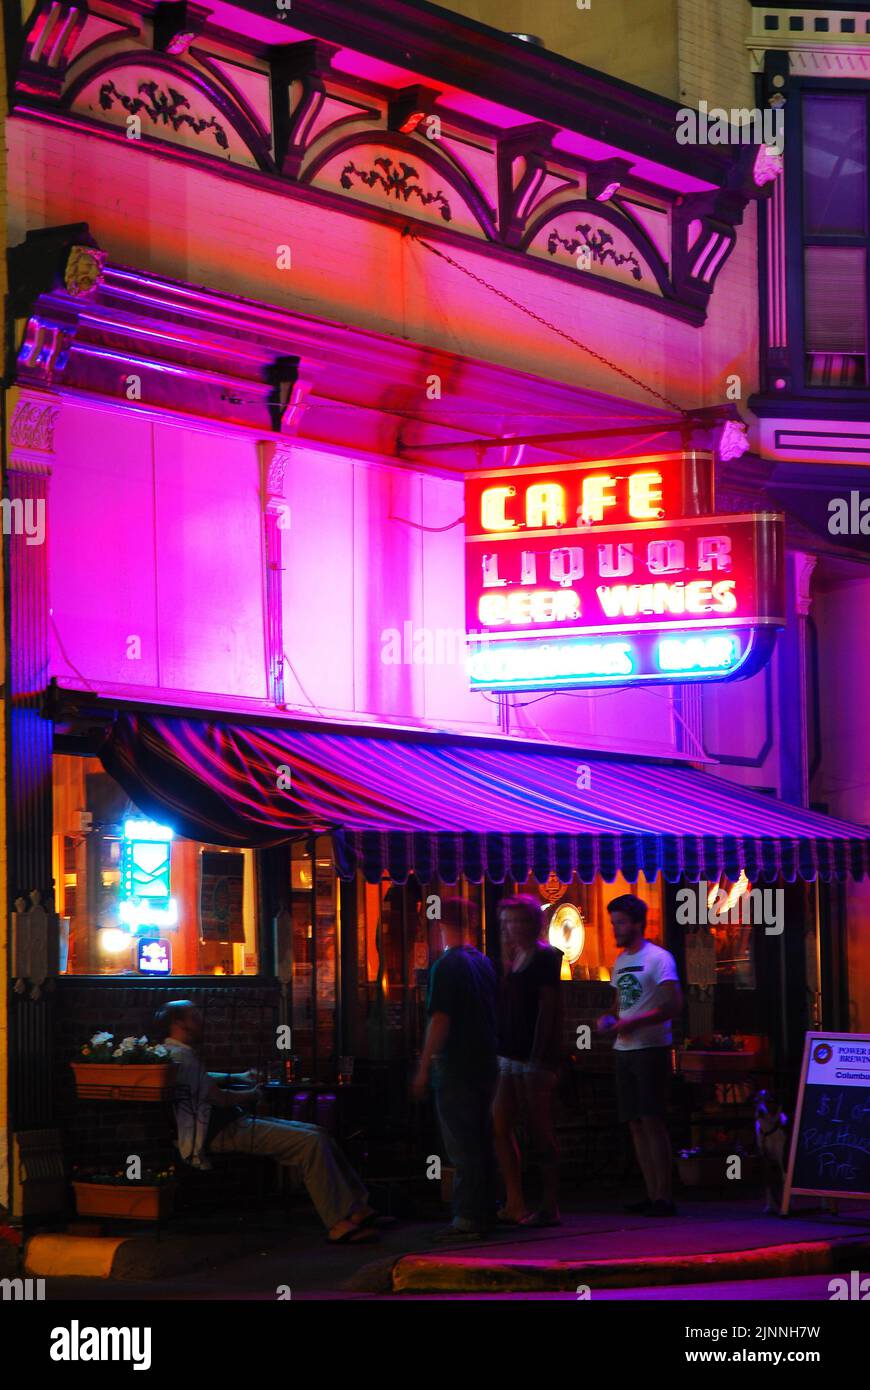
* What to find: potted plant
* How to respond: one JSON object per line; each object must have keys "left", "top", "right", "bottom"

{"left": 72, "top": 1166, "right": 177, "bottom": 1220}
{"left": 71, "top": 1032, "right": 177, "bottom": 1101}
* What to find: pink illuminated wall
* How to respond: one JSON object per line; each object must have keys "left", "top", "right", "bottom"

{"left": 48, "top": 402, "right": 267, "bottom": 702}
{"left": 46, "top": 406, "right": 683, "bottom": 753}
{"left": 7, "top": 119, "right": 758, "bottom": 417}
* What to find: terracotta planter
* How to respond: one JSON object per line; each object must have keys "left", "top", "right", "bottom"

{"left": 71, "top": 1061, "right": 177, "bottom": 1102}
{"left": 73, "top": 1181, "right": 176, "bottom": 1221}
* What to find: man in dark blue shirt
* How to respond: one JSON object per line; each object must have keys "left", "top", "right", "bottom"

{"left": 413, "top": 897, "right": 498, "bottom": 1242}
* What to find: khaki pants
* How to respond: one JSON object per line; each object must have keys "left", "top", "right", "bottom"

{"left": 210, "top": 1115, "right": 368, "bottom": 1231}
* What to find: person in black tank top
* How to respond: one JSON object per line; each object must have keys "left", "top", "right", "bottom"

{"left": 493, "top": 895, "right": 563, "bottom": 1228}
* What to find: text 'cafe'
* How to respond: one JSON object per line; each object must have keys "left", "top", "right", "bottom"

{"left": 464, "top": 451, "right": 783, "bottom": 690}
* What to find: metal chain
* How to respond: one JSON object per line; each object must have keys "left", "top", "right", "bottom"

{"left": 404, "top": 229, "right": 686, "bottom": 416}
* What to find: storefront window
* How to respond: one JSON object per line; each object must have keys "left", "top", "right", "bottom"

{"left": 351, "top": 875, "right": 485, "bottom": 1063}
{"left": 288, "top": 838, "right": 338, "bottom": 1079}
{"left": 515, "top": 870, "right": 663, "bottom": 980}
{"left": 52, "top": 754, "right": 259, "bottom": 976}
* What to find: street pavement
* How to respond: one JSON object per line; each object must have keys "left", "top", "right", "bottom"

{"left": 29, "top": 1197, "right": 870, "bottom": 1300}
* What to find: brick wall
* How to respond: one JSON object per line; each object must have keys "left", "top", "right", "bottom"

{"left": 57, "top": 981, "right": 279, "bottom": 1171}
{"left": 677, "top": 0, "right": 754, "bottom": 111}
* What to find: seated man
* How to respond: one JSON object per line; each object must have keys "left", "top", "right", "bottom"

{"left": 156, "top": 1000, "right": 378, "bottom": 1245}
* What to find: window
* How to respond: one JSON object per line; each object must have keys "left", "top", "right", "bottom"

{"left": 515, "top": 870, "right": 663, "bottom": 980}
{"left": 287, "top": 838, "right": 338, "bottom": 1078}
{"left": 801, "top": 94, "right": 869, "bottom": 387}
{"left": 53, "top": 754, "right": 259, "bottom": 976}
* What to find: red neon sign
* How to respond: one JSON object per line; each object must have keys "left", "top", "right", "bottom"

{"left": 465, "top": 512, "right": 785, "bottom": 639}
{"left": 464, "top": 452, "right": 711, "bottom": 538}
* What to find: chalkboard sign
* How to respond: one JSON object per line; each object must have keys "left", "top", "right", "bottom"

{"left": 782, "top": 1031, "right": 870, "bottom": 1214}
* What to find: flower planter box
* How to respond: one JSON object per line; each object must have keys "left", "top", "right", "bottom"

{"left": 72, "top": 1181, "right": 176, "bottom": 1221}
{"left": 71, "top": 1061, "right": 177, "bottom": 1102}
{"left": 676, "top": 1050, "right": 757, "bottom": 1081}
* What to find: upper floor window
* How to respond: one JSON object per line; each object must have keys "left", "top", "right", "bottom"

{"left": 801, "top": 94, "right": 868, "bottom": 387}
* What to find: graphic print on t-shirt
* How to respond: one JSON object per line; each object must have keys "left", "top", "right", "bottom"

{"left": 616, "top": 969, "right": 643, "bottom": 1010}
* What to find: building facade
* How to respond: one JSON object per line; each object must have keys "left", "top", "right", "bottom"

{"left": 2, "top": 0, "right": 869, "bottom": 1216}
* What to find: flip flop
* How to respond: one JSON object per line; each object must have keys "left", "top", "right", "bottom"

{"left": 496, "top": 1208, "right": 527, "bottom": 1225}
{"left": 521, "top": 1212, "right": 562, "bottom": 1228}
{"left": 327, "top": 1224, "right": 379, "bottom": 1245}
{"left": 353, "top": 1209, "right": 398, "bottom": 1230}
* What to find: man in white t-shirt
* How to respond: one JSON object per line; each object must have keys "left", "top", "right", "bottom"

{"left": 596, "top": 894, "right": 682, "bottom": 1216}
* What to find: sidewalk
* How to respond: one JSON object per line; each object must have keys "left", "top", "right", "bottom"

{"left": 16, "top": 1197, "right": 870, "bottom": 1296}
{"left": 381, "top": 1200, "right": 870, "bottom": 1295}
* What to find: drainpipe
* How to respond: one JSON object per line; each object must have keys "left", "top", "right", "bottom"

{"left": 778, "top": 551, "right": 816, "bottom": 808}
{"left": 776, "top": 550, "right": 816, "bottom": 1066}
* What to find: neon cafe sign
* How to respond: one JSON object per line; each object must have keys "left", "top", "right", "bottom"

{"left": 464, "top": 452, "right": 785, "bottom": 691}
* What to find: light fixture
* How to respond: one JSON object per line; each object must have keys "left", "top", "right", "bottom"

{"left": 124, "top": 819, "right": 173, "bottom": 842}
{"left": 99, "top": 928, "right": 134, "bottom": 955}
{"left": 707, "top": 871, "right": 749, "bottom": 917}
{"left": 548, "top": 903, "right": 585, "bottom": 972}
{"left": 718, "top": 418, "right": 750, "bottom": 461}
{"left": 587, "top": 159, "right": 632, "bottom": 203}
{"left": 153, "top": 2, "right": 206, "bottom": 57}
{"left": 118, "top": 898, "right": 179, "bottom": 930}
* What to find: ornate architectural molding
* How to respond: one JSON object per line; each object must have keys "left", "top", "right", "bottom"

{"left": 792, "top": 551, "right": 817, "bottom": 620}
{"left": 9, "top": 399, "right": 60, "bottom": 456}
{"left": 10, "top": 240, "right": 692, "bottom": 469}
{"left": 8, "top": 0, "right": 772, "bottom": 325}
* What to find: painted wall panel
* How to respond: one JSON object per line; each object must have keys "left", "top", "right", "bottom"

{"left": 281, "top": 446, "right": 355, "bottom": 714}
{"left": 152, "top": 422, "right": 266, "bottom": 698}
{"left": 48, "top": 402, "right": 159, "bottom": 688}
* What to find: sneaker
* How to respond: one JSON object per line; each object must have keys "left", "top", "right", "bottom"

{"left": 647, "top": 1199, "right": 677, "bottom": 1217}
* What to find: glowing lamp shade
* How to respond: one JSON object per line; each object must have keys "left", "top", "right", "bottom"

{"left": 124, "top": 820, "right": 173, "bottom": 842}
{"left": 707, "top": 871, "right": 749, "bottom": 915}
{"left": 548, "top": 904, "right": 585, "bottom": 968}
{"left": 99, "top": 928, "right": 134, "bottom": 955}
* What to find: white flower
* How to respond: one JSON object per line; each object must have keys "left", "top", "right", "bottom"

{"left": 136, "top": 1036, "right": 148, "bottom": 1047}
{"left": 119, "top": 1036, "right": 138, "bottom": 1052}
{"left": 91, "top": 1031, "right": 113, "bottom": 1047}
{"left": 151, "top": 1044, "right": 169, "bottom": 1059}
{"left": 113, "top": 1047, "right": 124, "bottom": 1057}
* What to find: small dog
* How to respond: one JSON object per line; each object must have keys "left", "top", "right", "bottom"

{"left": 755, "top": 1089, "right": 790, "bottom": 1214}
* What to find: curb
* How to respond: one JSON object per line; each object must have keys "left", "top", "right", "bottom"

{"left": 390, "top": 1234, "right": 870, "bottom": 1294}
{"left": 23, "top": 1225, "right": 288, "bottom": 1281}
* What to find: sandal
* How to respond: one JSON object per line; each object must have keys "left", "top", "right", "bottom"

{"left": 353, "top": 1208, "right": 397, "bottom": 1230}
{"left": 521, "top": 1211, "right": 562, "bottom": 1228}
{"left": 327, "top": 1223, "right": 379, "bottom": 1245}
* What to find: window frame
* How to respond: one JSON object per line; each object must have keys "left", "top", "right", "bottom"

{"left": 782, "top": 76, "right": 870, "bottom": 401}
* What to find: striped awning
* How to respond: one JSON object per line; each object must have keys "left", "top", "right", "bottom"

{"left": 100, "top": 713, "right": 870, "bottom": 884}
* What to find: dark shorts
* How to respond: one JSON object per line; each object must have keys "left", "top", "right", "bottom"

{"left": 614, "top": 1047, "right": 672, "bottom": 1122}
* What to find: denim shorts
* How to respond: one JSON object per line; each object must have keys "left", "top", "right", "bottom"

{"left": 498, "top": 1056, "right": 557, "bottom": 1086}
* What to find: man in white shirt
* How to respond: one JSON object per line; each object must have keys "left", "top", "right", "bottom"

{"left": 157, "top": 1001, "right": 378, "bottom": 1244}
{"left": 596, "top": 895, "right": 683, "bottom": 1216}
